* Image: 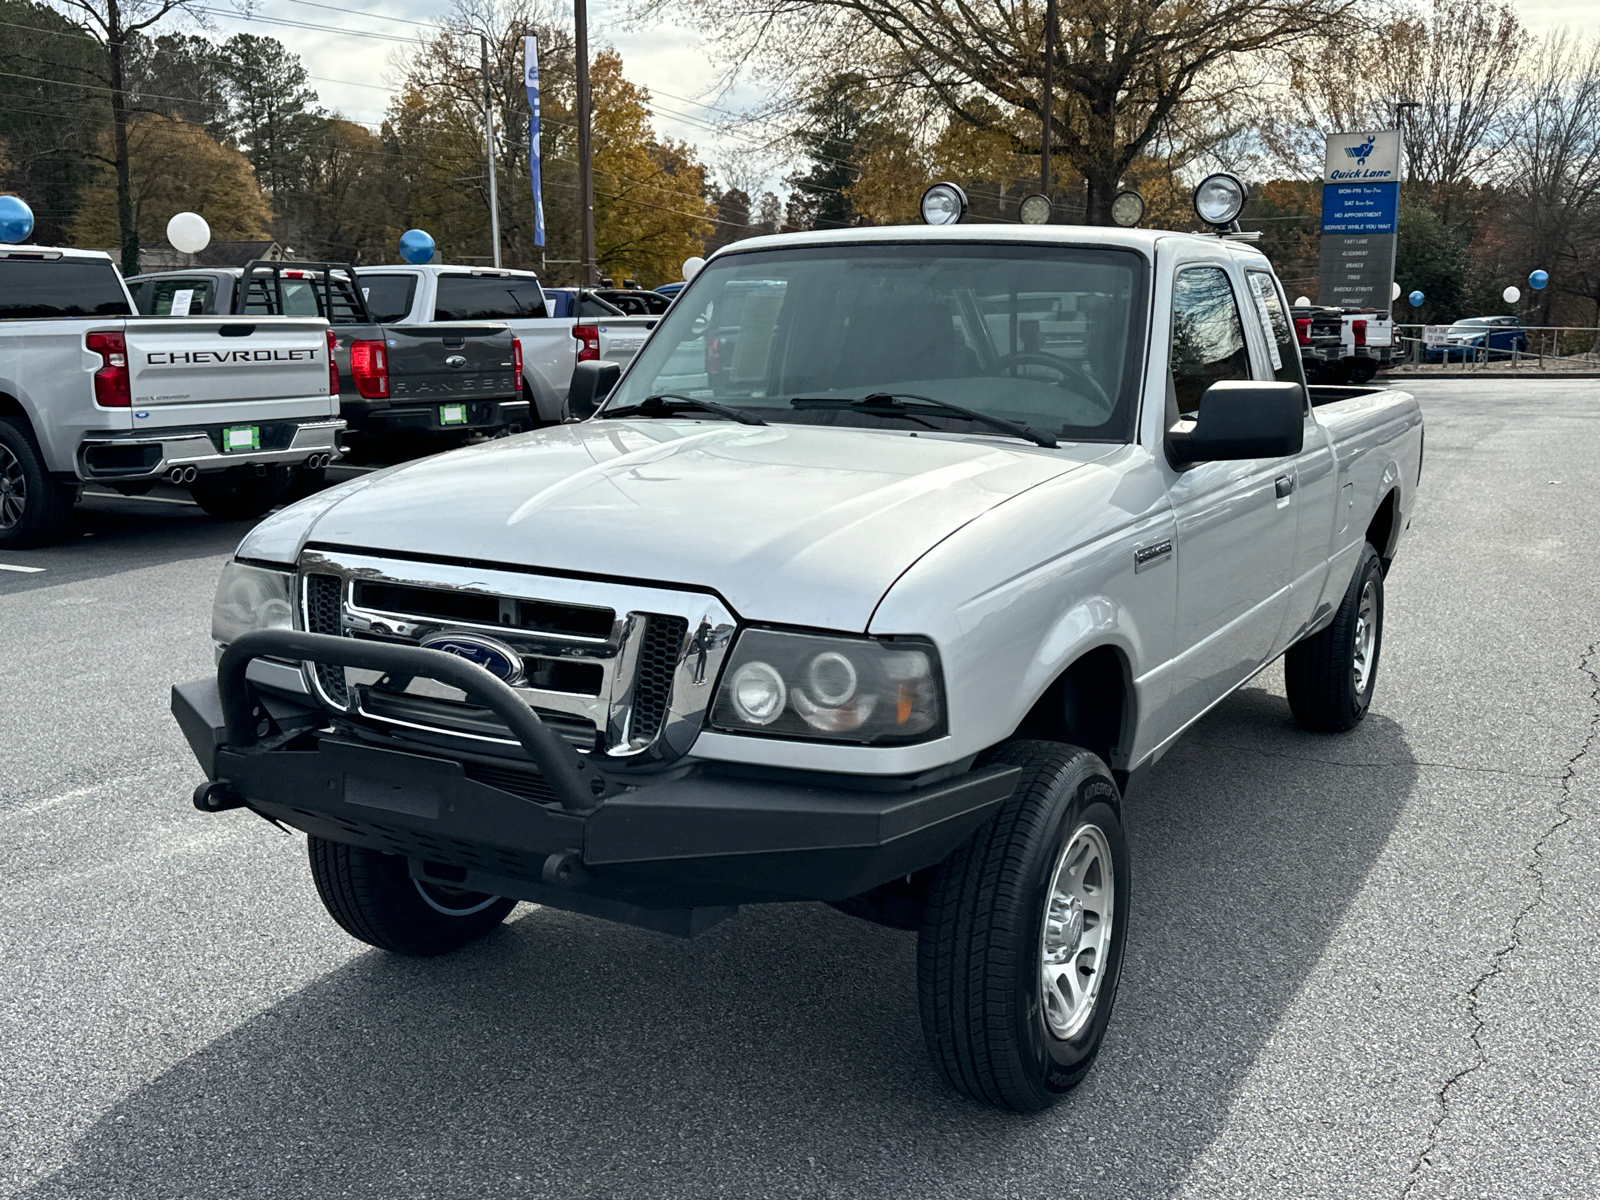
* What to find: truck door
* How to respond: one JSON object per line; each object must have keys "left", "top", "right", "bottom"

{"left": 1246, "top": 268, "right": 1337, "bottom": 651}
{"left": 1163, "top": 263, "right": 1299, "bottom": 716}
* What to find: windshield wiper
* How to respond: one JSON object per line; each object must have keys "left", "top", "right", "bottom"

{"left": 790, "top": 392, "right": 1058, "bottom": 448}
{"left": 602, "top": 393, "right": 767, "bottom": 426}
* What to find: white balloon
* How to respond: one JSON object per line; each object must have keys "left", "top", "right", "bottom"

{"left": 1294, "top": 296, "right": 1311, "bottom": 307}
{"left": 682, "top": 255, "right": 706, "bottom": 281}
{"left": 1502, "top": 285, "right": 1520, "bottom": 305}
{"left": 1391, "top": 281, "right": 1401, "bottom": 301}
{"left": 166, "top": 211, "right": 211, "bottom": 255}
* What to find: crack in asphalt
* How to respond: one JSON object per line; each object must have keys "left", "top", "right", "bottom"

{"left": 1188, "top": 740, "right": 1560, "bottom": 780}
{"left": 1398, "top": 642, "right": 1600, "bottom": 1198}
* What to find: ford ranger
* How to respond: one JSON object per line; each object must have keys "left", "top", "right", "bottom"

{"left": 173, "top": 219, "right": 1422, "bottom": 1111}
{"left": 1, "top": 245, "right": 343, "bottom": 548}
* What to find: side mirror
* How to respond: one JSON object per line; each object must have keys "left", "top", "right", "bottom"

{"left": 1168, "top": 381, "right": 1304, "bottom": 465}
{"left": 566, "top": 359, "right": 621, "bottom": 420}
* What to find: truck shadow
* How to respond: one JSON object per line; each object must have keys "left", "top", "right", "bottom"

{"left": 24, "top": 683, "right": 1417, "bottom": 1200}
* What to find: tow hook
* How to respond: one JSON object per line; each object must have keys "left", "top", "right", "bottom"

{"left": 193, "top": 780, "right": 246, "bottom": 813}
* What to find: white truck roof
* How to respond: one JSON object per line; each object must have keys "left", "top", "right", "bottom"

{"left": 710, "top": 223, "right": 1268, "bottom": 263}
{"left": 0, "top": 244, "right": 116, "bottom": 262}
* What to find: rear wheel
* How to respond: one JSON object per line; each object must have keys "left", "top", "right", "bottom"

{"left": 188, "top": 467, "right": 290, "bottom": 520}
{"left": 0, "top": 417, "right": 75, "bottom": 549}
{"left": 308, "top": 836, "right": 516, "bottom": 956}
{"left": 918, "top": 741, "right": 1130, "bottom": 1110}
{"left": 1285, "top": 542, "right": 1385, "bottom": 731}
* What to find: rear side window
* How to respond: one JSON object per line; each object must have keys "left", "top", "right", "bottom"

{"left": 0, "top": 258, "right": 132, "bottom": 319}
{"left": 435, "top": 275, "right": 549, "bottom": 321}
{"left": 135, "top": 277, "right": 217, "bottom": 316}
{"left": 1169, "top": 266, "right": 1252, "bottom": 415}
{"left": 360, "top": 273, "right": 417, "bottom": 323}
{"left": 1246, "top": 270, "right": 1305, "bottom": 386}
{"left": 577, "top": 294, "right": 623, "bottom": 318}
{"left": 241, "top": 274, "right": 366, "bottom": 323}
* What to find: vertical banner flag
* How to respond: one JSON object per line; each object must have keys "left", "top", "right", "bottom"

{"left": 1317, "top": 129, "right": 1401, "bottom": 311}
{"left": 523, "top": 35, "right": 546, "bottom": 248}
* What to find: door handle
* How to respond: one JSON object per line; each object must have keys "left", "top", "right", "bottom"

{"left": 1275, "top": 474, "right": 1296, "bottom": 498}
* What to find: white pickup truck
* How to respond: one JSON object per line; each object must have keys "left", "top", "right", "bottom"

{"left": 0, "top": 245, "right": 343, "bottom": 548}
{"left": 174, "top": 217, "right": 1422, "bottom": 1111}
{"left": 352, "top": 265, "right": 658, "bottom": 425}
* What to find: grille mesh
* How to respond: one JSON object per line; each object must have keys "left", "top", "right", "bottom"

{"left": 304, "top": 573, "right": 348, "bottom": 706}
{"left": 631, "top": 615, "right": 688, "bottom": 743}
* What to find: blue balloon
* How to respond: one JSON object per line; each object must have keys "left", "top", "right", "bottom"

{"left": 398, "top": 228, "right": 436, "bottom": 264}
{"left": 0, "top": 194, "right": 34, "bottom": 244}
{"left": 1408, "top": 290, "right": 1425, "bottom": 307}
{"left": 1529, "top": 269, "right": 1549, "bottom": 290}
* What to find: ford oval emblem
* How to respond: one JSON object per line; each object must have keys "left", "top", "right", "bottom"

{"left": 445, "top": 354, "right": 467, "bottom": 368}
{"left": 420, "top": 631, "right": 524, "bottom": 685}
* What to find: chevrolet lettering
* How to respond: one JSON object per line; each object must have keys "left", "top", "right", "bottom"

{"left": 146, "top": 347, "right": 319, "bottom": 365}
{"left": 175, "top": 207, "right": 1422, "bottom": 1113}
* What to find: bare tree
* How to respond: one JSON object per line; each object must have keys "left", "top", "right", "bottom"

{"left": 633, "top": 0, "right": 1361, "bottom": 224}
{"left": 1501, "top": 32, "right": 1600, "bottom": 334}
{"left": 51, "top": 0, "right": 202, "bottom": 273}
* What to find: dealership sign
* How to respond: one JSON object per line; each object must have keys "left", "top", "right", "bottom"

{"left": 1318, "top": 129, "right": 1402, "bottom": 311}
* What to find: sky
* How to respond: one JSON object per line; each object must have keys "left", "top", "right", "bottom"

{"left": 190, "top": 0, "right": 1600, "bottom": 199}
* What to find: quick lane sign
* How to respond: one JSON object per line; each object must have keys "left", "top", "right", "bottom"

{"left": 1318, "top": 129, "right": 1402, "bottom": 311}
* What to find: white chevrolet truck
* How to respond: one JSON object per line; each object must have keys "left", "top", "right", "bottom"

{"left": 173, "top": 209, "right": 1422, "bottom": 1110}
{"left": 0, "top": 245, "right": 343, "bottom": 547}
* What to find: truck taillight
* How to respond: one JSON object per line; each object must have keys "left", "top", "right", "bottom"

{"left": 327, "top": 329, "right": 339, "bottom": 395}
{"left": 573, "top": 324, "right": 600, "bottom": 362}
{"left": 511, "top": 336, "right": 523, "bottom": 390}
{"left": 1352, "top": 319, "right": 1367, "bottom": 346}
{"left": 86, "top": 330, "right": 131, "bottom": 407}
{"left": 349, "top": 339, "right": 389, "bottom": 399}
{"left": 1293, "top": 317, "right": 1312, "bottom": 346}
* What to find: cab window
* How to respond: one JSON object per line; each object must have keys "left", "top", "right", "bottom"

{"left": 136, "top": 278, "right": 215, "bottom": 316}
{"left": 360, "top": 274, "right": 417, "bottom": 323}
{"left": 1170, "top": 266, "right": 1253, "bottom": 415}
{"left": 434, "top": 274, "right": 549, "bottom": 321}
{"left": 1245, "top": 270, "right": 1305, "bottom": 387}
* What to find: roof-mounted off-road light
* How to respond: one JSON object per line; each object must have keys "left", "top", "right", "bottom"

{"left": 920, "top": 182, "right": 968, "bottom": 226}
{"left": 1193, "top": 173, "right": 1247, "bottom": 228}
{"left": 1019, "top": 193, "right": 1052, "bottom": 225}
{"left": 1111, "top": 190, "right": 1146, "bottom": 228}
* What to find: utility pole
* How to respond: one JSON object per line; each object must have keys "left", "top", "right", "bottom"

{"left": 481, "top": 33, "right": 502, "bottom": 268}
{"left": 574, "top": 0, "right": 597, "bottom": 285}
{"left": 1040, "top": 0, "right": 1055, "bottom": 198}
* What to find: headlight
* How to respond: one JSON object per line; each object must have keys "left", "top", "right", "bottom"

{"left": 709, "top": 629, "right": 945, "bottom": 744}
{"left": 211, "top": 561, "right": 294, "bottom": 645}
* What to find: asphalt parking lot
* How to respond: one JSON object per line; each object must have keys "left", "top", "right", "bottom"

{"left": 2, "top": 380, "right": 1596, "bottom": 1199}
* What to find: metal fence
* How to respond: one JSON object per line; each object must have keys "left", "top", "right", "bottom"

{"left": 1390, "top": 325, "right": 1600, "bottom": 370}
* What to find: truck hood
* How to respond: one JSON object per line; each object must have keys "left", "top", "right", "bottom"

{"left": 301, "top": 420, "right": 1103, "bottom": 630}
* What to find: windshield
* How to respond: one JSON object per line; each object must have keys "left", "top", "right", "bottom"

{"left": 600, "top": 243, "right": 1148, "bottom": 443}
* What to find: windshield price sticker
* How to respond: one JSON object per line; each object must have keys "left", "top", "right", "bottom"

{"left": 440, "top": 404, "right": 468, "bottom": 425}
{"left": 169, "top": 288, "right": 194, "bottom": 317}
{"left": 222, "top": 425, "right": 261, "bottom": 452}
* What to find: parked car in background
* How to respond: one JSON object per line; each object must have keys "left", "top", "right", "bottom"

{"left": 653, "top": 281, "right": 686, "bottom": 300}
{"left": 1293, "top": 305, "right": 1393, "bottom": 383}
{"left": 128, "top": 261, "right": 522, "bottom": 455}
{"left": 3, "top": 246, "right": 342, "bottom": 546}
{"left": 1426, "top": 316, "right": 1528, "bottom": 363}
{"left": 591, "top": 288, "right": 672, "bottom": 316}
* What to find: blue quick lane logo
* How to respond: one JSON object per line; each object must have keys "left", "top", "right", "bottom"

{"left": 420, "top": 631, "right": 525, "bottom": 685}
{"left": 1345, "top": 135, "right": 1377, "bottom": 162}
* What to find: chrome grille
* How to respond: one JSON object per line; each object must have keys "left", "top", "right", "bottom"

{"left": 632, "top": 616, "right": 688, "bottom": 743}
{"left": 303, "top": 573, "right": 348, "bottom": 706}
{"left": 296, "top": 549, "right": 736, "bottom": 764}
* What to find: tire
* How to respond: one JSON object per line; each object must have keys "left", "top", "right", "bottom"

{"left": 1285, "top": 542, "right": 1385, "bottom": 732}
{"left": 307, "top": 836, "right": 517, "bottom": 956}
{"left": 0, "top": 417, "right": 75, "bottom": 549}
{"left": 188, "top": 467, "right": 290, "bottom": 520}
{"left": 918, "top": 740, "right": 1131, "bottom": 1110}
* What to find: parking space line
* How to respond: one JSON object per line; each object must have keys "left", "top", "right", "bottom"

{"left": 82, "top": 489, "right": 196, "bottom": 506}
{"left": 0, "top": 563, "right": 46, "bottom": 573}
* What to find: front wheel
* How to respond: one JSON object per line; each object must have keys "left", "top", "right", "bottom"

{"left": 307, "top": 837, "right": 517, "bottom": 956}
{"left": 918, "top": 741, "right": 1131, "bottom": 1110}
{"left": 1285, "top": 542, "right": 1385, "bottom": 732}
{"left": 188, "top": 467, "right": 290, "bottom": 520}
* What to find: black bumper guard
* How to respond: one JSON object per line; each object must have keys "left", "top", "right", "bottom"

{"left": 177, "top": 628, "right": 1021, "bottom": 930}
{"left": 218, "top": 629, "right": 609, "bottom": 813}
